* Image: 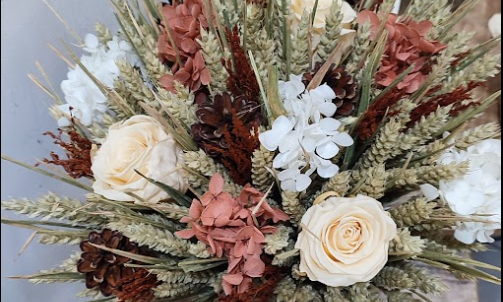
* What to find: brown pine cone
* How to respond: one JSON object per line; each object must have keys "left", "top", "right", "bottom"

{"left": 191, "top": 92, "right": 262, "bottom": 156}
{"left": 304, "top": 63, "right": 359, "bottom": 118}
{"left": 77, "top": 229, "right": 140, "bottom": 297}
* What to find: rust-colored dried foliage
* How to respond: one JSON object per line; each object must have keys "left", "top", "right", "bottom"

{"left": 116, "top": 269, "right": 161, "bottom": 302}
{"left": 358, "top": 88, "right": 407, "bottom": 140}
{"left": 39, "top": 129, "right": 94, "bottom": 179}
{"left": 218, "top": 264, "right": 285, "bottom": 302}
{"left": 206, "top": 110, "right": 260, "bottom": 185}
{"left": 224, "top": 27, "right": 260, "bottom": 101}
{"left": 407, "top": 81, "right": 484, "bottom": 127}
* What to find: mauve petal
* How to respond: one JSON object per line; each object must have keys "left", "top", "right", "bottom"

{"left": 234, "top": 241, "right": 246, "bottom": 258}
{"left": 200, "top": 68, "right": 211, "bottom": 85}
{"left": 210, "top": 228, "right": 238, "bottom": 243}
{"left": 228, "top": 256, "right": 242, "bottom": 273}
{"left": 396, "top": 52, "right": 411, "bottom": 61}
{"left": 215, "top": 215, "right": 231, "bottom": 227}
{"left": 201, "top": 216, "right": 215, "bottom": 226}
{"left": 223, "top": 274, "right": 244, "bottom": 286}
{"left": 184, "top": 57, "right": 194, "bottom": 71}
{"left": 243, "top": 258, "right": 265, "bottom": 278}
{"left": 159, "top": 74, "right": 176, "bottom": 92}
{"left": 357, "top": 11, "right": 380, "bottom": 34}
{"left": 189, "top": 20, "right": 199, "bottom": 38}
{"left": 419, "top": 39, "right": 437, "bottom": 53}
{"left": 209, "top": 174, "right": 225, "bottom": 194}
{"left": 189, "top": 199, "right": 203, "bottom": 218}
{"left": 200, "top": 192, "right": 215, "bottom": 206}
{"left": 175, "top": 69, "right": 190, "bottom": 83}
{"left": 176, "top": 229, "right": 196, "bottom": 239}
{"left": 236, "top": 226, "right": 255, "bottom": 240}
{"left": 191, "top": 79, "right": 202, "bottom": 92}
{"left": 238, "top": 277, "right": 253, "bottom": 293}
{"left": 222, "top": 279, "right": 234, "bottom": 296}
{"left": 181, "top": 39, "right": 199, "bottom": 54}
{"left": 416, "top": 20, "right": 433, "bottom": 36}
{"left": 194, "top": 51, "right": 205, "bottom": 70}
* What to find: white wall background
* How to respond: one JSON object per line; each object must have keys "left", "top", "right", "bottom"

{"left": 1, "top": 1, "right": 118, "bottom": 301}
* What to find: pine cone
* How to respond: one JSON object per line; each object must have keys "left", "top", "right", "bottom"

{"left": 304, "top": 63, "right": 359, "bottom": 117}
{"left": 191, "top": 92, "right": 262, "bottom": 156}
{"left": 77, "top": 229, "right": 142, "bottom": 297}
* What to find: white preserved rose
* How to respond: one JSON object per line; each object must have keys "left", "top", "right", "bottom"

{"left": 92, "top": 115, "right": 187, "bottom": 203}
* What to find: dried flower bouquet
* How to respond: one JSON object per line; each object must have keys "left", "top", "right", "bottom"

{"left": 2, "top": 0, "right": 501, "bottom": 301}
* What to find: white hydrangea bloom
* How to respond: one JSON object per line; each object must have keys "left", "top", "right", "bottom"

{"left": 58, "top": 34, "right": 139, "bottom": 127}
{"left": 259, "top": 75, "right": 354, "bottom": 192}
{"left": 421, "top": 139, "right": 502, "bottom": 244}
{"left": 489, "top": 13, "right": 501, "bottom": 38}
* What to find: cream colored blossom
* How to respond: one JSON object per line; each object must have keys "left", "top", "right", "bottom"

{"left": 489, "top": 14, "right": 501, "bottom": 38}
{"left": 92, "top": 115, "right": 187, "bottom": 202}
{"left": 290, "top": 0, "right": 357, "bottom": 33}
{"left": 295, "top": 195, "right": 397, "bottom": 287}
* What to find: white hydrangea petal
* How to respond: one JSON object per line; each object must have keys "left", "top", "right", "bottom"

{"left": 317, "top": 163, "right": 340, "bottom": 178}
{"left": 319, "top": 118, "right": 341, "bottom": 133}
{"left": 281, "top": 179, "right": 297, "bottom": 192}
{"left": 273, "top": 149, "right": 302, "bottom": 169}
{"left": 454, "top": 228, "right": 477, "bottom": 245}
{"left": 332, "top": 132, "right": 354, "bottom": 147}
{"left": 281, "top": 75, "right": 305, "bottom": 99}
{"left": 279, "top": 132, "right": 302, "bottom": 153}
{"left": 317, "top": 102, "right": 337, "bottom": 117}
{"left": 295, "top": 174, "right": 312, "bottom": 192}
{"left": 310, "top": 84, "right": 336, "bottom": 101}
{"left": 57, "top": 117, "right": 72, "bottom": 128}
{"left": 259, "top": 116, "right": 294, "bottom": 151}
{"left": 489, "top": 13, "right": 502, "bottom": 38}
{"left": 476, "top": 229, "right": 496, "bottom": 243}
{"left": 278, "top": 168, "right": 300, "bottom": 181}
{"left": 420, "top": 184, "right": 440, "bottom": 201}
{"left": 85, "top": 34, "right": 99, "bottom": 49}
{"left": 301, "top": 137, "right": 318, "bottom": 153}
{"left": 260, "top": 130, "right": 282, "bottom": 151}
{"left": 316, "top": 141, "right": 340, "bottom": 159}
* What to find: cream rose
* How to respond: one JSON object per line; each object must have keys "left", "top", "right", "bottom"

{"left": 295, "top": 195, "right": 397, "bottom": 287}
{"left": 290, "top": 0, "right": 357, "bottom": 32}
{"left": 91, "top": 115, "right": 187, "bottom": 202}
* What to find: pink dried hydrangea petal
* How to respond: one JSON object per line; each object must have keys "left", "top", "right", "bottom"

{"left": 223, "top": 274, "right": 244, "bottom": 286}
{"left": 189, "top": 199, "right": 204, "bottom": 218}
{"left": 181, "top": 38, "right": 199, "bottom": 54}
{"left": 237, "top": 276, "right": 253, "bottom": 293}
{"left": 159, "top": 74, "right": 176, "bottom": 93}
{"left": 243, "top": 257, "right": 265, "bottom": 278}
{"left": 175, "top": 229, "right": 195, "bottom": 239}
{"left": 199, "top": 67, "right": 211, "bottom": 85}
{"left": 209, "top": 173, "right": 225, "bottom": 195}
